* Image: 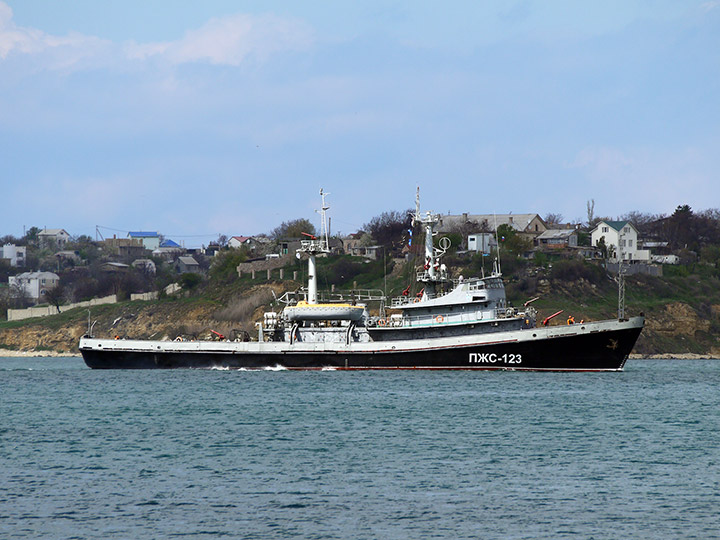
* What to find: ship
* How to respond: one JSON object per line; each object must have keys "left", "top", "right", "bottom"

{"left": 80, "top": 189, "right": 644, "bottom": 371}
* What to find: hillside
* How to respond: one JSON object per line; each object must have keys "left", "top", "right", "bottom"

{"left": 1, "top": 257, "right": 719, "bottom": 357}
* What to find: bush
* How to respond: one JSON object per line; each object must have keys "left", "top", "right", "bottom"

{"left": 179, "top": 273, "right": 202, "bottom": 289}
{"left": 321, "top": 256, "right": 389, "bottom": 287}
{"left": 663, "top": 265, "right": 690, "bottom": 278}
{"left": 210, "top": 249, "right": 247, "bottom": 283}
{"left": 550, "top": 260, "right": 603, "bottom": 284}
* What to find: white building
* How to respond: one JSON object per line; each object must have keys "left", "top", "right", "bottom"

{"left": 38, "top": 228, "right": 70, "bottom": 249}
{"left": 467, "top": 233, "right": 497, "bottom": 254}
{"left": 590, "top": 221, "right": 650, "bottom": 263}
{"left": 128, "top": 231, "right": 161, "bottom": 251}
{"left": 0, "top": 244, "right": 26, "bottom": 267}
{"left": 228, "top": 236, "right": 257, "bottom": 249}
{"left": 8, "top": 271, "right": 60, "bottom": 302}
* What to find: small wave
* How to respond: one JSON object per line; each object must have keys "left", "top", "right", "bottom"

{"left": 263, "top": 365, "right": 288, "bottom": 371}
{"left": 321, "top": 366, "right": 337, "bottom": 371}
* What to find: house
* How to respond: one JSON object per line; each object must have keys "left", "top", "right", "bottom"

{"left": 103, "top": 236, "right": 146, "bottom": 258}
{"left": 38, "top": 228, "right": 71, "bottom": 249}
{"left": 536, "top": 229, "right": 579, "bottom": 250}
{"left": 438, "top": 213, "right": 547, "bottom": 241}
{"left": 278, "top": 239, "right": 303, "bottom": 256}
{"left": 0, "top": 244, "right": 26, "bottom": 267}
{"left": 467, "top": 233, "right": 497, "bottom": 254}
{"left": 132, "top": 259, "right": 157, "bottom": 275}
{"left": 55, "top": 250, "right": 82, "bottom": 265}
{"left": 175, "top": 256, "right": 200, "bottom": 274}
{"left": 590, "top": 221, "right": 651, "bottom": 263}
{"left": 152, "top": 245, "right": 184, "bottom": 261}
{"left": 128, "top": 231, "right": 161, "bottom": 251}
{"left": 100, "top": 262, "right": 129, "bottom": 273}
{"left": 347, "top": 245, "right": 382, "bottom": 260}
{"left": 8, "top": 271, "right": 60, "bottom": 302}
{"left": 228, "top": 236, "right": 257, "bottom": 250}
{"left": 203, "top": 243, "right": 222, "bottom": 257}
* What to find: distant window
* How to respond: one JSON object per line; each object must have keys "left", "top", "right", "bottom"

{"left": 602, "top": 227, "right": 608, "bottom": 233}
{"left": 629, "top": 240, "right": 633, "bottom": 247}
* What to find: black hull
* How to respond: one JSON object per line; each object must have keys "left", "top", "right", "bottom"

{"left": 81, "top": 323, "right": 642, "bottom": 372}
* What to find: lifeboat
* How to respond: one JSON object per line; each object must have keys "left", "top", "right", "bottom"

{"left": 284, "top": 300, "right": 365, "bottom": 322}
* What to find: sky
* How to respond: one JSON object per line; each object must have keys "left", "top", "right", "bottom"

{"left": 1, "top": 1, "right": 718, "bottom": 246}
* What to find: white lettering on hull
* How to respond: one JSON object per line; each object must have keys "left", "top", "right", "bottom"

{"left": 469, "top": 352, "right": 522, "bottom": 364}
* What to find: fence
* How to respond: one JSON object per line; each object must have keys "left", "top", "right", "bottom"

{"left": 605, "top": 262, "right": 663, "bottom": 277}
{"left": 7, "top": 294, "right": 118, "bottom": 322}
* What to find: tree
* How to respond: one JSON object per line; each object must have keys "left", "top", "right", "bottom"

{"left": 23, "top": 226, "right": 41, "bottom": 246}
{"left": 0, "top": 259, "right": 11, "bottom": 283}
{"left": 363, "top": 209, "right": 413, "bottom": 251}
{"left": 617, "top": 211, "right": 666, "bottom": 235}
{"left": 44, "top": 283, "right": 65, "bottom": 313}
{"left": 271, "top": 218, "right": 316, "bottom": 240}
{"left": 179, "top": 273, "right": 202, "bottom": 289}
{"left": 496, "top": 224, "right": 531, "bottom": 256}
{"left": 544, "top": 213, "right": 564, "bottom": 226}
{"left": 665, "top": 204, "right": 694, "bottom": 249}
{"left": 446, "top": 218, "right": 486, "bottom": 250}
{"left": 586, "top": 199, "right": 596, "bottom": 227}
{"left": 0, "top": 234, "right": 20, "bottom": 245}
{"left": 595, "top": 236, "right": 608, "bottom": 259}
{"left": 9, "top": 282, "right": 31, "bottom": 309}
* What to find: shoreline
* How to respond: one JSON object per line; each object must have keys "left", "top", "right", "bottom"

{"left": 628, "top": 353, "right": 720, "bottom": 360}
{"left": 0, "top": 350, "right": 81, "bottom": 358}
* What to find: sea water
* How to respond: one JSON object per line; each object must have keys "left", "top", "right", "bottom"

{"left": 1, "top": 358, "right": 719, "bottom": 540}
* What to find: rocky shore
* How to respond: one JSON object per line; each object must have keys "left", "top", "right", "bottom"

{"left": 629, "top": 353, "right": 720, "bottom": 360}
{"left": 0, "top": 349, "right": 81, "bottom": 357}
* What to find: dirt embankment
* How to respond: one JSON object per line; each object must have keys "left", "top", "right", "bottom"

{"left": 0, "top": 285, "right": 285, "bottom": 354}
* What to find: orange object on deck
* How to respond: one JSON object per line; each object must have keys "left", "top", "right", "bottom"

{"left": 542, "top": 310, "right": 564, "bottom": 326}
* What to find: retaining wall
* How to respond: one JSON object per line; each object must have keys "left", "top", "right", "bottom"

{"left": 7, "top": 294, "right": 118, "bottom": 322}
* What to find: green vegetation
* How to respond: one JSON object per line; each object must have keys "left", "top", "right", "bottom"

{"left": 3, "top": 203, "right": 720, "bottom": 355}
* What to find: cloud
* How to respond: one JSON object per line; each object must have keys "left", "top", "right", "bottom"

{"left": 1, "top": 3, "right": 311, "bottom": 71}
{"left": 124, "top": 13, "right": 313, "bottom": 66}
{"left": 0, "top": 1, "right": 106, "bottom": 65}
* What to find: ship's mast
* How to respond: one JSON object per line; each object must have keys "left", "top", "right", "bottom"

{"left": 413, "top": 188, "right": 449, "bottom": 299}
{"left": 617, "top": 230, "right": 626, "bottom": 320}
{"left": 298, "top": 189, "right": 331, "bottom": 305}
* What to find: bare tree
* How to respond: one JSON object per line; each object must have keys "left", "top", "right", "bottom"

{"left": 44, "top": 283, "right": 65, "bottom": 313}
{"left": 586, "top": 199, "right": 596, "bottom": 227}
{"left": 617, "top": 211, "right": 666, "bottom": 234}
{"left": 544, "top": 213, "right": 564, "bottom": 226}
{"left": 9, "top": 282, "right": 31, "bottom": 309}
{"left": 363, "top": 210, "right": 413, "bottom": 251}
